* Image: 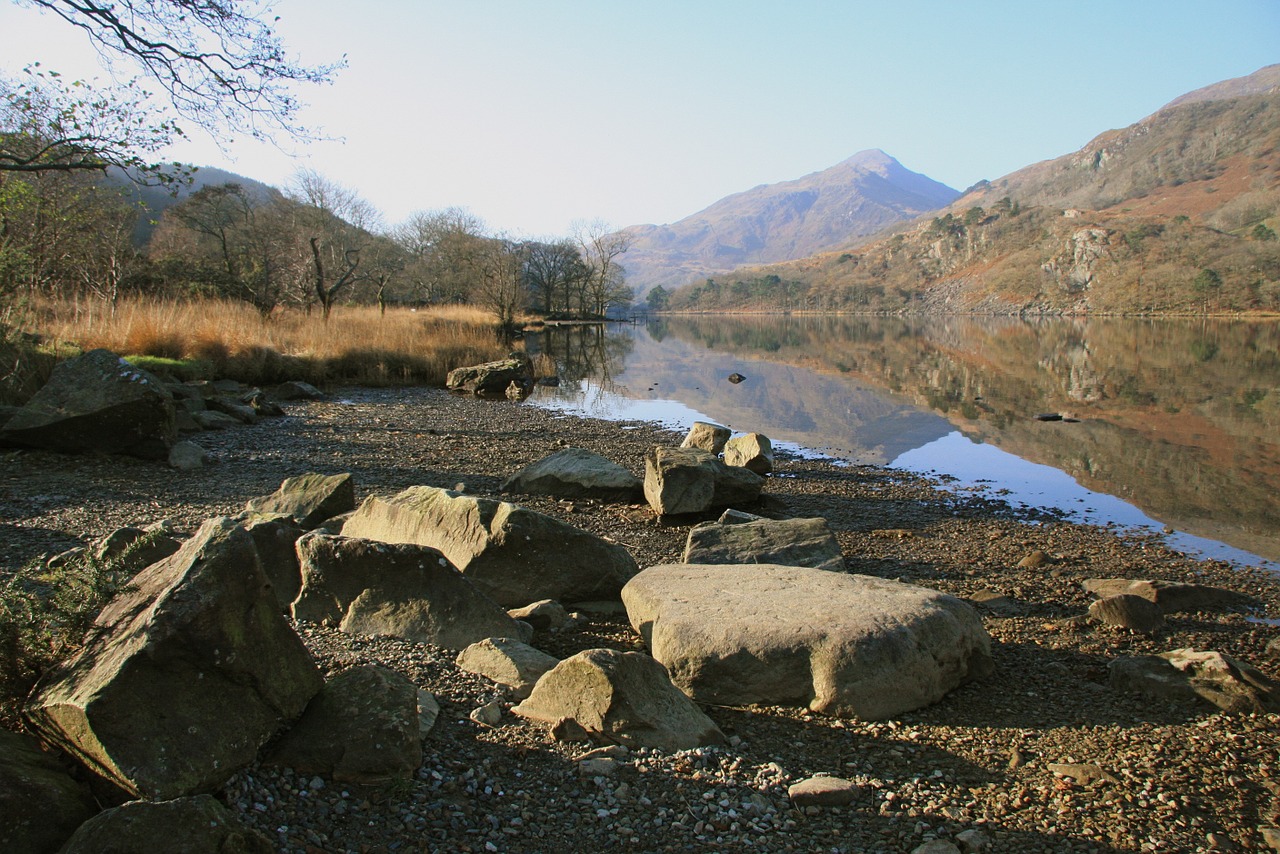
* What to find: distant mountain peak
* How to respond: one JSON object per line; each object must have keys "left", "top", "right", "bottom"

{"left": 1159, "top": 63, "right": 1280, "bottom": 112}
{"left": 624, "top": 152, "right": 958, "bottom": 292}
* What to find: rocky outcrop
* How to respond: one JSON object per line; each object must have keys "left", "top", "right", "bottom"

{"left": 623, "top": 564, "right": 992, "bottom": 719}
{"left": 501, "top": 447, "right": 643, "bottom": 502}
{"left": 456, "top": 638, "right": 560, "bottom": 699}
{"left": 682, "top": 516, "right": 844, "bottom": 572}
{"left": 340, "top": 486, "right": 639, "bottom": 607}
{"left": 265, "top": 666, "right": 422, "bottom": 784}
{"left": 1, "top": 349, "right": 175, "bottom": 459}
{"left": 512, "top": 649, "right": 726, "bottom": 751}
{"left": 680, "top": 422, "right": 731, "bottom": 454}
{"left": 1109, "top": 648, "right": 1279, "bottom": 714}
{"left": 643, "top": 447, "right": 765, "bottom": 516}
{"left": 446, "top": 357, "right": 532, "bottom": 396}
{"left": 25, "top": 518, "right": 324, "bottom": 800}
{"left": 58, "top": 794, "right": 272, "bottom": 854}
{"left": 0, "top": 729, "right": 96, "bottom": 854}
{"left": 292, "top": 533, "right": 525, "bottom": 648}
{"left": 245, "top": 472, "right": 356, "bottom": 529}
{"left": 723, "top": 432, "right": 774, "bottom": 474}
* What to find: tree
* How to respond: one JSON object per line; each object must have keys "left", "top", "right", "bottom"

{"left": 522, "top": 237, "right": 587, "bottom": 316}
{"left": 1253, "top": 223, "right": 1277, "bottom": 242}
{"left": 471, "top": 237, "right": 526, "bottom": 334}
{"left": 1193, "top": 267, "right": 1222, "bottom": 312}
{"left": 16, "top": 0, "right": 341, "bottom": 146}
{"left": 574, "top": 219, "right": 632, "bottom": 318}
{"left": 286, "top": 169, "right": 377, "bottom": 321}
{"left": 646, "top": 285, "right": 669, "bottom": 311}
{"left": 391, "top": 207, "right": 487, "bottom": 305}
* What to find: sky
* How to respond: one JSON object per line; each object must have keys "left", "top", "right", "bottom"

{"left": 3, "top": 0, "right": 1278, "bottom": 237}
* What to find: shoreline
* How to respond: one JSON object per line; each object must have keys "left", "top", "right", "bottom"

{"left": 3, "top": 385, "right": 1279, "bottom": 852}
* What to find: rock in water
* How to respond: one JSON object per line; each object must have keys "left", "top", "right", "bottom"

{"left": 25, "top": 518, "right": 324, "bottom": 800}
{"left": 58, "top": 794, "right": 272, "bottom": 854}
{"left": 244, "top": 472, "right": 355, "bottom": 529}
{"left": 622, "top": 564, "right": 992, "bottom": 719}
{"left": 2, "top": 348, "right": 175, "bottom": 459}
{"left": 265, "top": 666, "right": 422, "bottom": 784}
{"left": 643, "top": 446, "right": 764, "bottom": 516}
{"left": 291, "top": 533, "right": 526, "bottom": 648}
{"left": 340, "top": 486, "right": 639, "bottom": 607}
{"left": 512, "top": 649, "right": 726, "bottom": 751}
{"left": 502, "top": 447, "right": 643, "bottom": 502}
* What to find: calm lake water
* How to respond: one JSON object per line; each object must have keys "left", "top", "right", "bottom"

{"left": 527, "top": 315, "right": 1280, "bottom": 572}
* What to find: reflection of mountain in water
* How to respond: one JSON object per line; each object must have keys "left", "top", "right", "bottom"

{"left": 635, "top": 315, "right": 1280, "bottom": 561}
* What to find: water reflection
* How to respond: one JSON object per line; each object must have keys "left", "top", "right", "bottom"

{"left": 528, "top": 316, "right": 1280, "bottom": 568}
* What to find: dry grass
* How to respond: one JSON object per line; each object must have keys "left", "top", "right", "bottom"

{"left": 14, "top": 296, "right": 515, "bottom": 392}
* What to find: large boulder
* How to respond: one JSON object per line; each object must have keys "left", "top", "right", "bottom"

{"left": 265, "top": 666, "right": 422, "bottom": 784}
{"left": 58, "top": 794, "right": 272, "bottom": 854}
{"left": 683, "top": 516, "right": 844, "bottom": 572}
{"left": 446, "top": 357, "right": 532, "bottom": 395}
{"left": 0, "top": 729, "right": 96, "bottom": 854}
{"left": 723, "top": 432, "right": 774, "bottom": 475}
{"left": 512, "top": 649, "right": 725, "bottom": 751}
{"left": 680, "top": 421, "right": 731, "bottom": 454}
{"left": 502, "top": 447, "right": 643, "bottom": 502}
{"left": 340, "top": 486, "right": 639, "bottom": 607}
{"left": 240, "top": 512, "right": 306, "bottom": 610}
{"left": 292, "top": 533, "right": 525, "bottom": 648}
{"left": 1109, "top": 648, "right": 1280, "bottom": 714}
{"left": 245, "top": 472, "right": 356, "bottom": 529}
{"left": 643, "top": 446, "right": 765, "bottom": 516}
{"left": 25, "top": 518, "right": 324, "bottom": 800}
{"left": 623, "top": 564, "right": 992, "bottom": 719}
{"left": 1, "top": 348, "right": 175, "bottom": 459}
{"left": 1082, "top": 578, "right": 1255, "bottom": 614}
{"left": 456, "top": 637, "right": 560, "bottom": 699}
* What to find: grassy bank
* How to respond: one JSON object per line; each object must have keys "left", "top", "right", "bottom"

{"left": 2, "top": 297, "right": 519, "bottom": 405}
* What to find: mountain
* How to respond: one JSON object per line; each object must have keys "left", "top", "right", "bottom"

{"left": 106, "top": 166, "right": 281, "bottom": 246}
{"left": 622, "top": 150, "right": 960, "bottom": 293}
{"left": 664, "top": 65, "right": 1280, "bottom": 316}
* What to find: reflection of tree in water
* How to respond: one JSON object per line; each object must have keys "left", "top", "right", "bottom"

{"left": 529, "top": 323, "right": 635, "bottom": 392}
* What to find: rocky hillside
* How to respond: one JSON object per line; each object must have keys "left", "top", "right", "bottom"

{"left": 664, "top": 65, "right": 1280, "bottom": 315}
{"left": 623, "top": 150, "right": 959, "bottom": 293}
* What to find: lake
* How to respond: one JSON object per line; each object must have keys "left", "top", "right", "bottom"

{"left": 526, "top": 315, "right": 1280, "bottom": 571}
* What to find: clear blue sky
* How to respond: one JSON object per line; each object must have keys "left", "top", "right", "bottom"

{"left": 3, "top": 0, "right": 1278, "bottom": 237}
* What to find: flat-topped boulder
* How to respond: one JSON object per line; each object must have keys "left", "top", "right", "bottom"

{"left": 622, "top": 564, "right": 992, "bottom": 719}
{"left": 502, "top": 447, "right": 643, "bottom": 502}
{"left": 292, "top": 533, "right": 525, "bottom": 648}
{"left": 1083, "top": 578, "right": 1255, "bottom": 614}
{"left": 25, "top": 518, "right": 323, "bottom": 800}
{"left": 512, "top": 649, "right": 725, "bottom": 751}
{"left": 683, "top": 516, "right": 844, "bottom": 572}
{"left": 340, "top": 486, "right": 639, "bottom": 607}
{"left": 2, "top": 348, "right": 175, "bottom": 459}
{"left": 644, "top": 446, "right": 765, "bottom": 516}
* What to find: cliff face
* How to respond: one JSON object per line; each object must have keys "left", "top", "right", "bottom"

{"left": 622, "top": 150, "right": 959, "bottom": 292}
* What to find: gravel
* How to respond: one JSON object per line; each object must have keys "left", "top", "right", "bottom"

{"left": 3, "top": 385, "right": 1279, "bottom": 853}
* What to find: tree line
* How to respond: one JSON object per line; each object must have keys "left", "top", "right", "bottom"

{"left": 1, "top": 2, "right": 633, "bottom": 329}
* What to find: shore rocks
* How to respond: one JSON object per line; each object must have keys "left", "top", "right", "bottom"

{"left": 456, "top": 637, "right": 560, "bottom": 699}
{"left": 1, "top": 348, "right": 175, "bottom": 459}
{"left": 501, "top": 447, "right": 643, "bottom": 502}
{"left": 724, "top": 432, "right": 774, "bottom": 474}
{"left": 512, "top": 648, "right": 726, "bottom": 751}
{"left": 623, "top": 564, "right": 992, "bottom": 719}
{"left": 340, "top": 486, "right": 639, "bottom": 606}
{"left": 446, "top": 357, "right": 532, "bottom": 395}
{"left": 245, "top": 472, "right": 355, "bottom": 529}
{"left": 644, "top": 446, "right": 764, "bottom": 516}
{"left": 58, "top": 794, "right": 272, "bottom": 854}
{"left": 0, "top": 729, "right": 96, "bottom": 854}
{"left": 682, "top": 516, "right": 844, "bottom": 572}
{"left": 1109, "top": 648, "right": 1280, "bottom": 714}
{"left": 1088, "top": 593, "right": 1165, "bottom": 633}
{"left": 292, "top": 533, "right": 525, "bottom": 648}
{"left": 265, "top": 666, "right": 422, "bottom": 784}
{"left": 1083, "top": 578, "right": 1255, "bottom": 613}
{"left": 680, "top": 421, "right": 731, "bottom": 454}
{"left": 25, "top": 518, "right": 324, "bottom": 800}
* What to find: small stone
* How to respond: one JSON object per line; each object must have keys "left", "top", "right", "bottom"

{"left": 1017, "top": 550, "right": 1050, "bottom": 568}
{"left": 912, "top": 842, "right": 961, "bottom": 854}
{"left": 470, "top": 700, "right": 502, "bottom": 727}
{"left": 578, "top": 757, "right": 620, "bottom": 777}
{"left": 168, "top": 440, "right": 206, "bottom": 470}
{"left": 787, "top": 775, "right": 859, "bottom": 807}
{"left": 956, "top": 828, "right": 991, "bottom": 852}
